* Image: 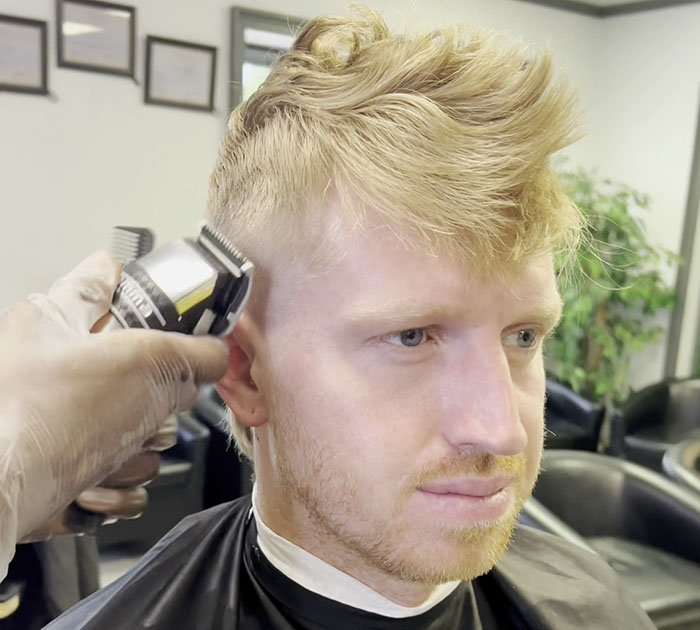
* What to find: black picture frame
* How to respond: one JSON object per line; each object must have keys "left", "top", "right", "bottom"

{"left": 0, "top": 14, "right": 48, "bottom": 95}
{"left": 144, "top": 36, "right": 217, "bottom": 112}
{"left": 56, "top": 0, "right": 136, "bottom": 77}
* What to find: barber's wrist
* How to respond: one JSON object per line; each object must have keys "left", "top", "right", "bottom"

{"left": 0, "top": 437, "right": 23, "bottom": 545}
{"left": 10, "top": 412, "right": 104, "bottom": 538}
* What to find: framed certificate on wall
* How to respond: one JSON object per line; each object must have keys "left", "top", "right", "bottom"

{"left": 57, "top": 0, "right": 136, "bottom": 77}
{"left": 0, "top": 14, "right": 48, "bottom": 95}
{"left": 144, "top": 36, "right": 217, "bottom": 112}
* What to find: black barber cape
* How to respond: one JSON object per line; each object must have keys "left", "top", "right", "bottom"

{"left": 46, "top": 495, "right": 655, "bottom": 630}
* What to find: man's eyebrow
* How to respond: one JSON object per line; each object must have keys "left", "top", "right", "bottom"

{"left": 516, "top": 297, "right": 564, "bottom": 330}
{"left": 342, "top": 296, "right": 564, "bottom": 329}
{"left": 342, "top": 300, "right": 462, "bottom": 326}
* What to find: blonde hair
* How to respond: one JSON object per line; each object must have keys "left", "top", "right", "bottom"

{"left": 207, "top": 7, "right": 583, "bottom": 460}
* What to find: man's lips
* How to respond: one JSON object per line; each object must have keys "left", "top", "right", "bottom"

{"left": 415, "top": 476, "right": 516, "bottom": 524}
{"left": 418, "top": 477, "right": 511, "bottom": 498}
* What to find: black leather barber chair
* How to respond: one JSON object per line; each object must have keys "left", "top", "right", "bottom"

{"left": 521, "top": 449, "right": 700, "bottom": 629}
{"left": 663, "top": 431, "right": 700, "bottom": 495}
{"left": 611, "top": 378, "right": 700, "bottom": 472}
{"left": 97, "top": 411, "right": 210, "bottom": 550}
{"left": 190, "top": 385, "right": 254, "bottom": 506}
{"left": 544, "top": 379, "right": 609, "bottom": 451}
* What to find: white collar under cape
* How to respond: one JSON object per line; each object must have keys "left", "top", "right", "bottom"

{"left": 251, "top": 485, "right": 461, "bottom": 619}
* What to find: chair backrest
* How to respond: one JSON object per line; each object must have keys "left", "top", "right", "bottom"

{"left": 666, "top": 380, "right": 700, "bottom": 437}
{"left": 622, "top": 378, "right": 700, "bottom": 440}
{"left": 620, "top": 380, "right": 670, "bottom": 432}
{"left": 534, "top": 451, "right": 628, "bottom": 536}
{"left": 534, "top": 450, "right": 700, "bottom": 563}
{"left": 544, "top": 380, "right": 606, "bottom": 450}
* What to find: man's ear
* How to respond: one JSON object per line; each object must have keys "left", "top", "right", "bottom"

{"left": 216, "top": 313, "right": 268, "bottom": 428}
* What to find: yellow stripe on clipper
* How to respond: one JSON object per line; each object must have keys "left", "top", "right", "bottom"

{"left": 174, "top": 280, "right": 216, "bottom": 315}
{"left": 0, "top": 594, "right": 20, "bottom": 619}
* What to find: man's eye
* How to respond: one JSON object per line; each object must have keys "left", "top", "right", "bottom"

{"left": 503, "top": 328, "right": 539, "bottom": 349}
{"left": 382, "top": 328, "right": 428, "bottom": 348}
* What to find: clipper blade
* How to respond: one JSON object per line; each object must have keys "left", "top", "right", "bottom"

{"left": 197, "top": 224, "right": 253, "bottom": 278}
{"left": 196, "top": 223, "right": 254, "bottom": 336}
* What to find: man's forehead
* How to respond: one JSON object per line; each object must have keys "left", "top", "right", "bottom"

{"left": 277, "top": 227, "right": 558, "bottom": 318}
{"left": 311, "top": 199, "right": 556, "bottom": 280}
{"left": 315, "top": 205, "right": 557, "bottom": 284}
{"left": 267, "top": 197, "right": 559, "bottom": 314}
{"left": 337, "top": 253, "right": 560, "bottom": 313}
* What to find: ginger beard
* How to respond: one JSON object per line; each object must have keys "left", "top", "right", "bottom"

{"left": 266, "top": 380, "right": 540, "bottom": 586}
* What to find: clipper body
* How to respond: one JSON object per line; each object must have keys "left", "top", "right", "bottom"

{"left": 108, "top": 225, "right": 253, "bottom": 337}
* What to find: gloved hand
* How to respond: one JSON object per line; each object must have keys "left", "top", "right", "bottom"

{"left": 0, "top": 251, "right": 228, "bottom": 579}
{"left": 19, "top": 447, "right": 164, "bottom": 542}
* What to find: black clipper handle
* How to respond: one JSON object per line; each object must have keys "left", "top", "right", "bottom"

{"left": 64, "top": 504, "right": 107, "bottom": 536}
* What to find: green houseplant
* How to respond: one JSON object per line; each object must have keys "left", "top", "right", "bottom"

{"left": 546, "top": 165, "right": 679, "bottom": 404}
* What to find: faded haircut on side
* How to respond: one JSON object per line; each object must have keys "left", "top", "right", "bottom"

{"left": 207, "top": 6, "right": 583, "bottom": 461}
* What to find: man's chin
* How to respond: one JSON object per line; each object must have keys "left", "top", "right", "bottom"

{"left": 442, "top": 514, "right": 519, "bottom": 581}
{"left": 381, "top": 510, "right": 520, "bottom": 585}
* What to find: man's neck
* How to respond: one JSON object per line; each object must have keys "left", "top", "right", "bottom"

{"left": 252, "top": 485, "right": 461, "bottom": 611}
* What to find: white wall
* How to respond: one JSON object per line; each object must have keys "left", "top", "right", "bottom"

{"left": 0, "top": 0, "right": 596, "bottom": 310}
{"left": 591, "top": 5, "right": 700, "bottom": 258}
{"left": 587, "top": 4, "right": 700, "bottom": 384}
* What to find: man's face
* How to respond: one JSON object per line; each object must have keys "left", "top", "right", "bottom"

{"left": 253, "top": 208, "right": 561, "bottom": 586}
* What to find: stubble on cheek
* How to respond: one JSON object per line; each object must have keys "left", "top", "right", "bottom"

{"left": 267, "top": 383, "right": 356, "bottom": 522}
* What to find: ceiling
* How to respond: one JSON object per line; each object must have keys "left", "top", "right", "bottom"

{"left": 517, "top": 0, "right": 700, "bottom": 17}
{"left": 581, "top": 0, "right": 670, "bottom": 5}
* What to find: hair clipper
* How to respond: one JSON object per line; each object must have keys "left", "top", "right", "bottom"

{"left": 106, "top": 224, "right": 253, "bottom": 336}
{"left": 66, "top": 224, "right": 253, "bottom": 534}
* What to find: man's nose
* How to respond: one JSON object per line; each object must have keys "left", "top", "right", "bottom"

{"left": 439, "top": 345, "right": 528, "bottom": 457}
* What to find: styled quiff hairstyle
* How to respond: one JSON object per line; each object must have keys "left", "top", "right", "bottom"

{"left": 207, "top": 7, "right": 582, "bottom": 460}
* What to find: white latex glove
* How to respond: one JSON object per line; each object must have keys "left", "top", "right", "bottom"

{"left": 0, "top": 251, "right": 228, "bottom": 580}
